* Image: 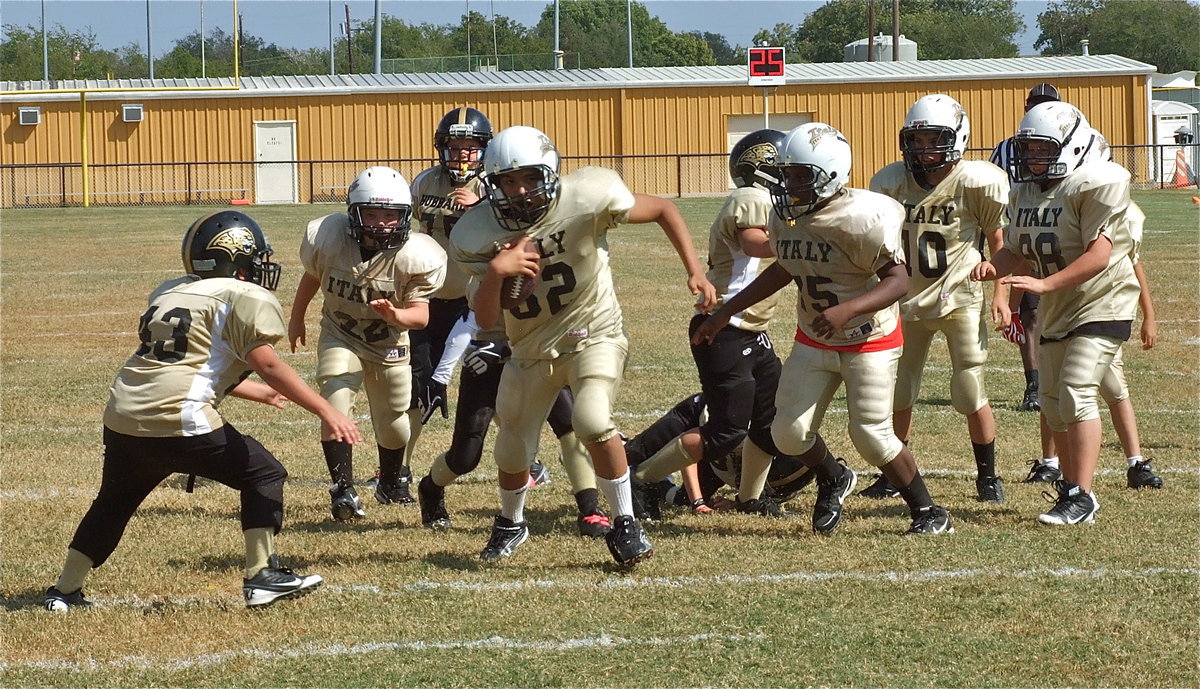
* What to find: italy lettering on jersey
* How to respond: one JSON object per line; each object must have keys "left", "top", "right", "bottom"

{"left": 450, "top": 166, "right": 633, "bottom": 360}
{"left": 870, "top": 159, "right": 1008, "bottom": 320}
{"left": 412, "top": 166, "right": 484, "bottom": 300}
{"left": 1005, "top": 161, "right": 1140, "bottom": 340}
{"left": 767, "top": 188, "right": 906, "bottom": 349}
{"left": 703, "top": 185, "right": 781, "bottom": 331}
{"left": 104, "top": 276, "right": 285, "bottom": 437}
{"left": 301, "top": 213, "right": 447, "bottom": 364}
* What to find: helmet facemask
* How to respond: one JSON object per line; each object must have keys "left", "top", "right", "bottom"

{"left": 438, "top": 128, "right": 489, "bottom": 184}
{"left": 483, "top": 165, "right": 560, "bottom": 232}
{"left": 248, "top": 244, "right": 281, "bottom": 290}
{"left": 771, "top": 164, "right": 838, "bottom": 221}
{"left": 1010, "top": 102, "right": 1090, "bottom": 184}
{"left": 348, "top": 203, "right": 414, "bottom": 251}
{"left": 900, "top": 127, "right": 961, "bottom": 172}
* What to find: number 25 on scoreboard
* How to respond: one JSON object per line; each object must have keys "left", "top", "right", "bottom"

{"left": 748, "top": 46, "right": 785, "bottom": 86}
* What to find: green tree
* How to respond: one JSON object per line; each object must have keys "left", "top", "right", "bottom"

{"left": 1034, "top": 0, "right": 1105, "bottom": 55}
{"left": 0, "top": 23, "right": 122, "bottom": 80}
{"left": 691, "top": 31, "right": 741, "bottom": 65}
{"left": 1089, "top": 0, "right": 1199, "bottom": 72}
{"left": 532, "top": 0, "right": 713, "bottom": 68}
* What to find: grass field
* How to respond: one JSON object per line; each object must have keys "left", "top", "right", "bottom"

{"left": 2, "top": 190, "right": 1197, "bottom": 688}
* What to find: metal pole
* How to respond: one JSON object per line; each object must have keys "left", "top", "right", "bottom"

{"left": 866, "top": 0, "right": 875, "bottom": 62}
{"left": 763, "top": 88, "right": 769, "bottom": 129}
{"left": 329, "top": 0, "right": 335, "bottom": 74}
{"left": 553, "top": 0, "right": 561, "bottom": 70}
{"left": 626, "top": 0, "right": 633, "bottom": 67}
{"left": 200, "top": 0, "right": 206, "bottom": 78}
{"left": 81, "top": 92, "right": 89, "bottom": 207}
{"left": 345, "top": 4, "right": 353, "bottom": 72}
{"left": 465, "top": 0, "right": 471, "bottom": 71}
{"left": 147, "top": 0, "right": 154, "bottom": 79}
{"left": 41, "top": 0, "right": 49, "bottom": 81}
{"left": 891, "top": 0, "right": 900, "bottom": 61}
{"left": 373, "top": 0, "right": 381, "bottom": 74}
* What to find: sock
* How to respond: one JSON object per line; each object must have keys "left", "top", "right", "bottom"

{"left": 429, "top": 452, "right": 459, "bottom": 488}
{"left": 597, "top": 469, "right": 634, "bottom": 518}
{"left": 1126, "top": 455, "right": 1144, "bottom": 468}
{"left": 972, "top": 441, "right": 997, "bottom": 478}
{"left": 499, "top": 484, "right": 528, "bottom": 523}
{"left": 243, "top": 527, "right": 273, "bottom": 579}
{"left": 557, "top": 432, "right": 596, "bottom": 492}
{"left": 379, "top": 445, "right": 405, "bottom": 484}
{"left": 1042, "top": 456, "right": 1060, "bottom": 468}
{"left": 634, "top": 435, "right": 695, "bottom": 483}
{"left": 1025, "top": 370, "right": 1039, "bottom": 388}
{"left": 574, "top": 488, "right": 601, "bottom": 515}
{"left": 896, "top": 472, "right": 934, "bottom": 512}
{"left": 54, "top": 548, "right": 94, "bottom": 594}
{"left": 737, "top": 440, "right": 773, "bottom": 503}
{"left": 321, "top": 440, "right": 354, "bottom": 486}
{"left": 798, "top": 435, "right": 839, "bottom": 482}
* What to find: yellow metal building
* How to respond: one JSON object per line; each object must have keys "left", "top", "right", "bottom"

{"left": 1, "top": 54, "right": 1154, "bottom": 206}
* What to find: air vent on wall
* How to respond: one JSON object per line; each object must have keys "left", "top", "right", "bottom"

{"left": 19, "top": 107, "right": 41, "bottom": 126}
{"left": 122, "top": 103, "right": 144, "bottom": 123}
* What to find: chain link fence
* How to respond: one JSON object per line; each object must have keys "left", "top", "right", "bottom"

{"left": 3, "top": 145, "right": 1195, "bottom": 209}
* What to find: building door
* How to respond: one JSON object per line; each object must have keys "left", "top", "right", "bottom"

{"left": 254, "top": 121, "right": 298, "bottom": 204}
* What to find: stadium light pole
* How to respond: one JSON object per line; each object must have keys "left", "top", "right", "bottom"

{"left": 626, "top": 0, "right": 633, "bottom": 67}
{"left": 373, "top": 0, "right": 381, "bottom": 74}
{"left": 200, "top": 0, "right": 206, "bottom": 78}
{"left": 41, "top": 0, "right": 49, "bottom": 81}
{"left": 329, "top": 0, "right": 335, "bottom": 75}
{"left": 147, "top": 0, "right": 154, "bottom": 79}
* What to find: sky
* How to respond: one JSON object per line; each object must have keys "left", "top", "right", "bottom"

{"left": 2, "top": 0, "right": 1049, "bottom": 57}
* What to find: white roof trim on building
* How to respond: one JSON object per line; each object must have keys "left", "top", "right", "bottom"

{"left": 3, "top": 54, "right": 1155, "bottom": 102}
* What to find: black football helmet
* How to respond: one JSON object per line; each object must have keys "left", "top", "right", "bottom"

{"left": 435, "top": 107, "right": 494, "bottom": 183}
{"left": 182, "top": 211, "right": 280, "bottom": 290}
{"left": 729, "top": 129, "right": 785, "bottom": 189}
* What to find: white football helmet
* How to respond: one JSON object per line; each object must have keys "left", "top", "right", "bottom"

{"left": 771, "top": 122, "right": 852, "bottom": 220}
{"left": 347, "top": 166, "right": 413, "bottom": 250}
{"left": 900, "top": 94, "right": 970, "bottom": 172}
{"left": 479, "top": 125, "right": 562, "bottom": 231}
{"left": 1010, "top": 102, "right": 1096, "bottom": 183}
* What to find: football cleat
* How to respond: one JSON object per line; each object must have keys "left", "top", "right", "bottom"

{"left": 630, "top": 478, "right": 663, "bottom": 523}
{"left": 1126, "top": 460, "right": 1164, "bottom": 489}
{"left": 857, "top": 473, "right": 899, "bottom": 499}
{"left": 44, "top": 586, "right": 91, "bottom": 612}
{"left": 365, "top": 467, "right": 381, "bottom": 488}
{"left": 329, "top": 482, "right": 366, "bottom": 521}
{"left": 243, "top": 559, "right": 323, "bottom": 608}
{"left": 605, "top": 515, "right": 653, "bottom": 566}
{"left": 1022, "top": 459, "right": 1062, "bottom": 484}
{"left": 375, "top": 466, "right": 415, "bottom": 505}
{"left": 975, "top": 475, "right": 1005, "bottom": 503}
{"left": 906, "top": 505, "right": 954, "bottom": 535}
{"left": 528, "top": 461, "right": 551, "bottom": 487}
{"left": 479, "top": 516, "right": 529, "bottom": 562}
{"left": 577, "top": 509, "right": 612, "bottom": 538}
{"left": 1038, "top": 480, "right": 1097, "bottom": 525}
{"left": 1018, "top": 383, "right": 1041, "bottom": 412}
{"left": 732, "top": 496, "right": 783, "bottom": 517}
{"left": 417, "top": 476, "right": 451, "bottom": 529}
{"left": 813, "top": 463, "right": 857, "bottom": 534}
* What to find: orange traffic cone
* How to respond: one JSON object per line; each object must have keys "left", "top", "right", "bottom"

{"left": 1167, "top": 148, "right": 1196, "bottom": 188}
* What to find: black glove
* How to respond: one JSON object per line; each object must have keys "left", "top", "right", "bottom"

{"left": 421, "top": 380, "right": 448, "bottom": 424}
{"left": 462, "top": 340, "right": 511, "bottom": 377}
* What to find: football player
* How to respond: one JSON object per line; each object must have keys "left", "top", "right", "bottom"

{"left": 403, "top": 108, "right": 494, "bottom": 489}
{"left": 45, "top": 211, "right": 361, "bottom": 612}
{"left": 693, "top": 122, "right": 954, "bottom": 536}
{"left": 632, "top": 130, "right": 790, "bottom": 517}
{"left": 972, "top": 102, "right": 1141, "bottom": 525}
{"left": 288, "top": 166, "right": 446, "bottom": 521}
{"left": 991, "top": 84, "right": 1062, "bottom": 415}
{"left": 867, "top": 94, "right": 1008, "bottom": 503}
{"left": 449, "top": 125, "right": 716, "bottom": 565}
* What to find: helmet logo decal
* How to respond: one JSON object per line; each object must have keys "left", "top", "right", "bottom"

{"left": 537, "top": 134, "right": 555, "bottom": 155}
{"left": 807, "top": 125, "right": 847, "bottom": 149}
{"left": 207, "top": 227, "right": 258, "bottom": 260}
{"left": 739, "top": 143, "right": 778, "bottom": 168}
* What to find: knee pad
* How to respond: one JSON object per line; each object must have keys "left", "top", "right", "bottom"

{"left": 1058, "top": 380, "right": 1102, "bottom": 425}
{"left": 571, "top": 382, "right": 618, "bottom": 444}
{"left": 848, "top": 421, "right": 903, "bottom": 468}
{"left": 1099, "top": 356, "right": 1128, "bottom": 405}
{"left": 950, "top": 363, "right": 988, "bottom": 416}
{"left": 770, "top": 416, "right": 816, "bottom": 458}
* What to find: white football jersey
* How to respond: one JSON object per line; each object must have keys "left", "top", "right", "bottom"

{"left": 870, "top": 160, "right": 1008, "bottom": 320}
{"left": 412, "top": 165, "right": 484, "bottom": 300}
{"left": 301, "top": 213, "right": 447, "bottom": 364}
{"left": 1005, "top": 161, "right": 1140, "bottom": 340}
{"left": 768, "top": 188, "right": 906, "bottom": 348}
{"left": 104, "top": 276, "right": 285, "bottom": 437}
{"left": 450, "top": 166, "right": 634, "bottom": 360}
{"left": 704, "top": 185, "right": 782, "bottom": 331}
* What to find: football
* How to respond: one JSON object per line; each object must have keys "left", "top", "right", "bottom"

{"left": 499, "top": 241, "right": 541, "bottom": 309}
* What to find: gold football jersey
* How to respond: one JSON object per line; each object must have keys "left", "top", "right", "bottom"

{"left": 1005, "top": 161, "right": 1140, "bottom": 340}
{"left": 103, "top": 276, "right": 285, "bottom": 437}
{"left": 767, "top": 188, "right": 906, "bottom": 348}
{"left": 301, "top": 213, "right": 447, "bottom": 364}
{"left": 870, "top": 160, "right": 1008, "bottom": 320}
{"left": 450, "top": 166, "right": 634, "bottom": 360}
{"left": 704, "top": 185, "right": 781, "bottom": 332}
{"left": 412, "top": 165, "right": 484, "bottom": 300}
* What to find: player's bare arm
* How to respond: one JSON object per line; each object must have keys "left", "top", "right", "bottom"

{"left": 245, "top": 344, "right": 362, "bottom": 445}
{"left": 736, "top": 226, "right": 774, "bottom": 259}
{"left": 628, "top": 193, "right": 717, "bottom": 311}
{"left": 1133, "top": 261, "right": 1157, "bottom": 349}
{"left": 972, "top": 247, "right": 1025, "bottom": 282}
{"left": 229, "top": 379, "right": 288, "bottom": 409}
{"left": 813, "top": 261, "right": 909, "bottom": 338}
{"left": 984, "top": 226, "right": 1011, "bottom": 326}
{"left": 287, "top": 272, "right": 321, "bottom": 352}
{"left": 692, "top": 261, "right": 791, "bottom": 345}
{"left": 1003, "top": 234, "right": 1112, "bottom": 296}
{"left": 367, "top": 298, "right": 430, "bottom": 330}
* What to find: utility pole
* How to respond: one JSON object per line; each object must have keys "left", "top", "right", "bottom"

{"left": 329, "top": 0, "right": 335, "bottom": 75}
{"left": 866, "top": 0, "right": 875, "bottom": 62}
{"left": 147, "top": 0, "right": 154, "bottom": 79}
{"left": 892, "top": 0, "right": 900, "bottom": 61}
{"left": 626, "top": 0, "right": 633, "bottom": 67}
{"left": 373, "top": 0, "right": 381, "bottom": 75}
{"left": 41, "top": 0, "right": 49, "bottom": 81}
{"left": 200, "top": 0, "right": 206, "bottom": 78}
{"left": 345, "top": 4, "right": 354, "bottom": 72}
